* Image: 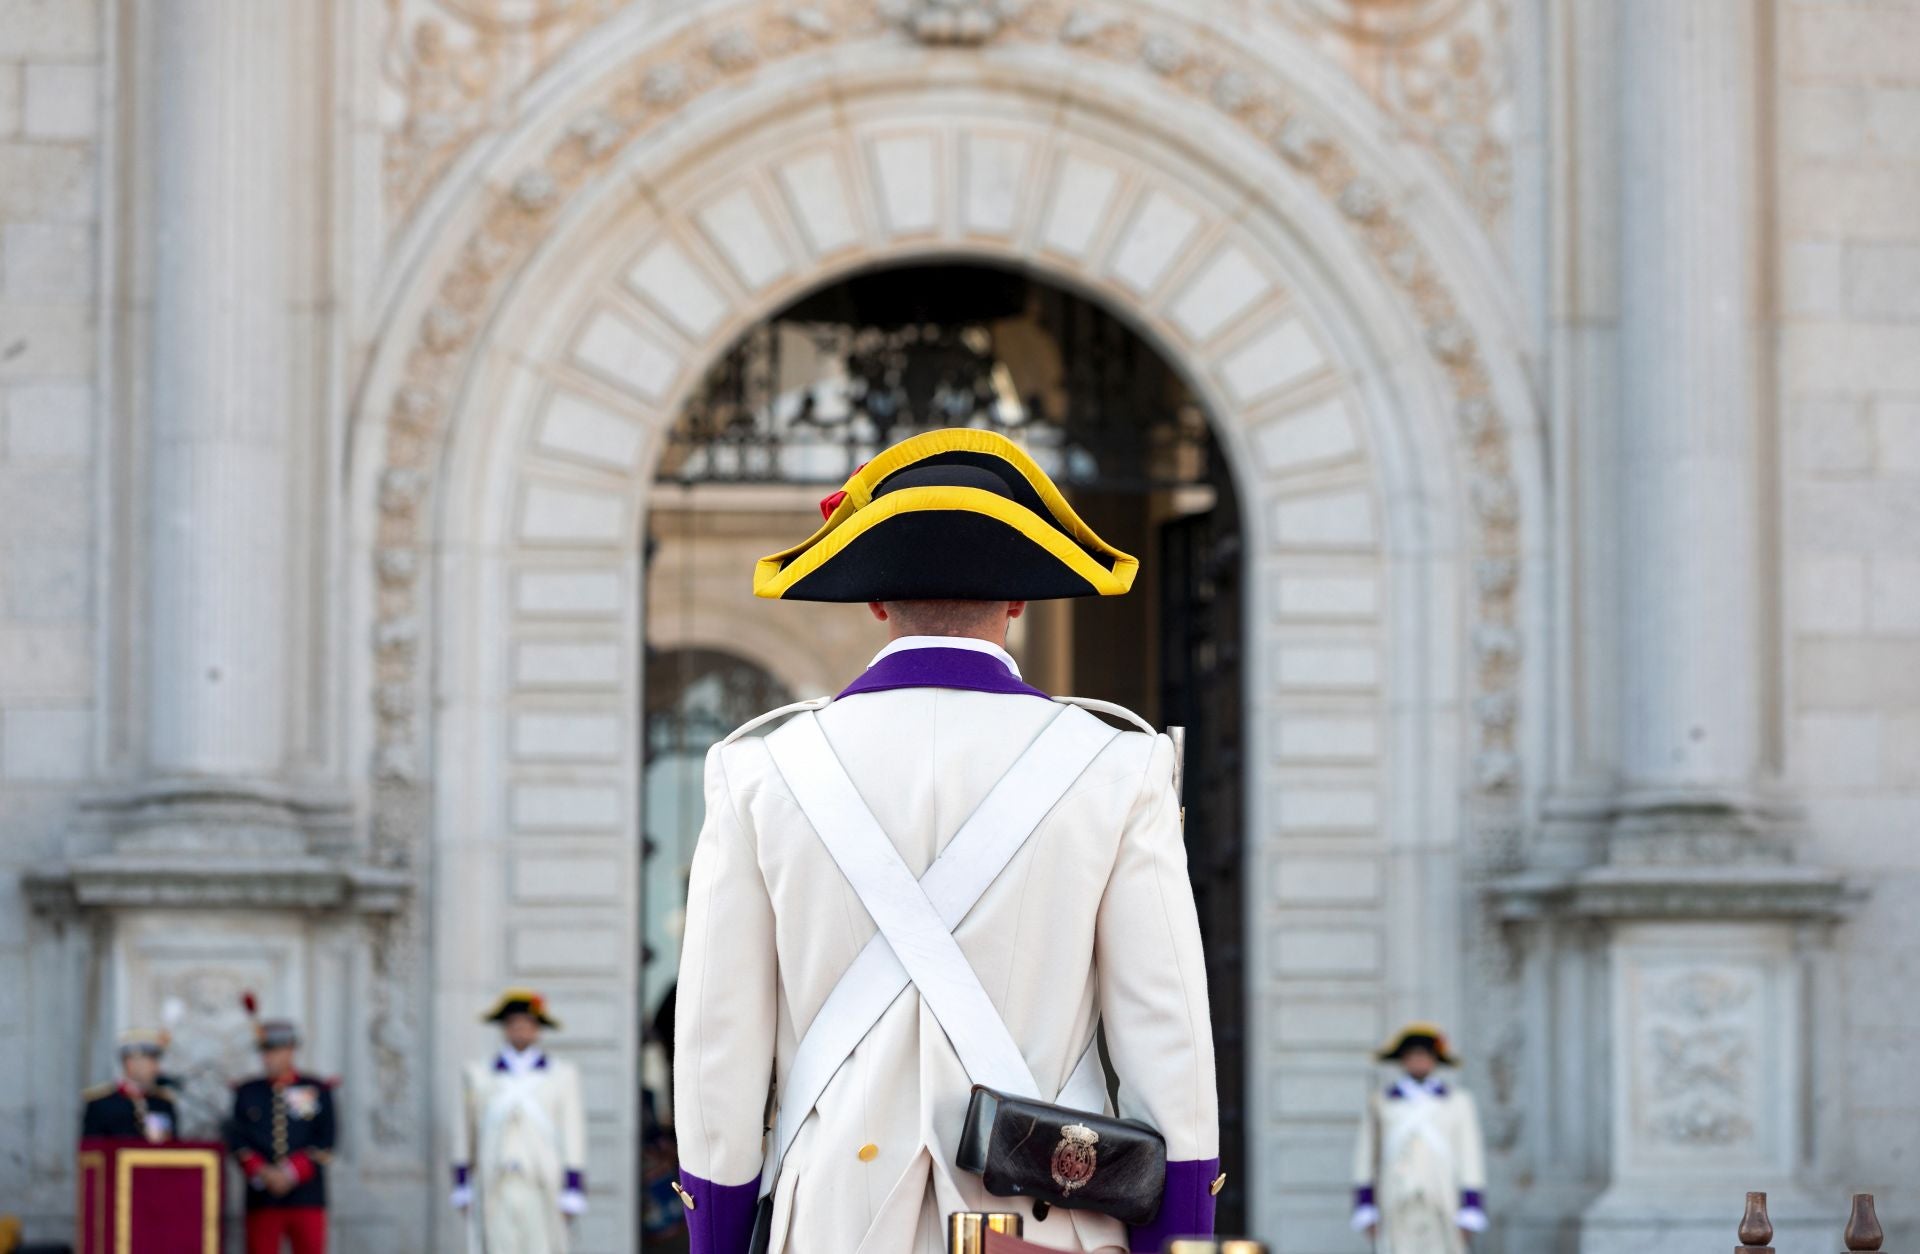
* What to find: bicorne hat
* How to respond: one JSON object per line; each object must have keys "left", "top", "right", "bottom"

{"left": 753, "top": 429, "right": 1138, "bottom": 602}
{"left": 1375, "top": 1021, "right": 1459, "bottom": 1066}
{"left": 480, "top": 987, "right": 561, "bottom": 1030}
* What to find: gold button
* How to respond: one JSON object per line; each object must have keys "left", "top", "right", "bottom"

{"left": 670, "top": 1180, "right": 696, "bottom": 1211}
{"left": 857, "top": 1143, "right": 879, "bottom": 1162}
{"left": 1210, "top": 1171, "right": 1228, "bottom": 1196}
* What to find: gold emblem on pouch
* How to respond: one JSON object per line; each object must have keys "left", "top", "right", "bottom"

{"left": 1048, "top": 1122, "right": 1100, "bottom": 1193}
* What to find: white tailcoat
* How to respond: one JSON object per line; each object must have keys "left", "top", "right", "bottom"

{"left": 455, "top": 1051, "right": 587, "bottom": 1254}
{"left": 1351, "top": 1077, "right": 1487, "bottom": 1254}
{"left": 673, "top": 674, "right": 1218, "bottom": 1254}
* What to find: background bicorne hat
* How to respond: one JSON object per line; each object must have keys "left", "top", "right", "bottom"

{"left": 481, "top": 987, "right": 561, "bottom": 1029}
{"left": 1376, "top": 1020, "right": 1459, "bottom": 1066}
{"left": 753, "top": 429, "right": 1138, "bottom": 602}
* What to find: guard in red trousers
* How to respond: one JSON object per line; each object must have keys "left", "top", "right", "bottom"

{"left": 226, "top": 1017, "right": 336, "bottom": 1254}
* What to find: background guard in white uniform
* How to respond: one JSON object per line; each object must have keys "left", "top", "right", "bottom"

{"left": 1350, "top": 1022, "right": 1488, "bottom": 1253}
{"left": 452, "top": 989, "right": 589, "bottom": 1254}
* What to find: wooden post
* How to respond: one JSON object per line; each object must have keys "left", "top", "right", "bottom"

{"left": 1738, "top": 1191, "right": 1776, "bottom": 1254}
{"left": 1845, "top": 1193, "right": 1885, "bottom": 1252}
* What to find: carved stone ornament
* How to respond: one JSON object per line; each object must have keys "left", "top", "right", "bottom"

{"left": 145, "top": 974, "right": 263, "bottom": 1141}
{"left": 382, "top": 0, "right": 1511, "bottom": 232}
{"left": 1638, "top": 966, "right": 1761, "bottom": 1151}
{"left": 879, "top": 0, "right": 1025, "bottom": 43}
{"left": 1278, "top": 0, "right": 1512, "bottom": 232}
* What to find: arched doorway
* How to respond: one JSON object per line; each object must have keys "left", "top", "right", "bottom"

{"left": 641, "top": 260, "right": 1252, "bottom": 1225}
{"left": 369, "top": 30, "right": 1540, "bottom": 1245}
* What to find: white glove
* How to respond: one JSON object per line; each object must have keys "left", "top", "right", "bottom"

{"left": 1457, "top": 1205, "right": 1488, "bottom": 1232}
{"left": 559, "top": 1188, "right": 588, "bottom": 1216}
{"left": 450, "top": 1184, "right": 474, "bottom": 1210}
{"left": 1351, "top": 1203, "right": 1381, "bottom": 1231}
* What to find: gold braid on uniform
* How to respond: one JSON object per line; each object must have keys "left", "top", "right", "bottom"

{"left": 271, "top": 1088, "right": 288, "bottom": 1160}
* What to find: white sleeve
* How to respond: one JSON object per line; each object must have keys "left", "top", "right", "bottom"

{"left": 1093, "top": 733, "right": 1219, "bottom": 1162}
{"left": 671, "top": 742, "right": 778, "bottom": 1188}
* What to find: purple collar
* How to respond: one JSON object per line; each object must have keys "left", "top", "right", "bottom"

{"left": 837, "top": 646, "right": 1049, "bottom": 700}
{"left": 495, "top": 1050, "right": 548, "bottom": 1072}
{"left": 1388, "top": 1078, "right": 1446, "bottom": 1099}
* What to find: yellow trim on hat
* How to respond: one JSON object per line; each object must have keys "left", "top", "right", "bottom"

{"left": 1376, "top": 1021, "right": 1458, "bottom": 1065}
{"left": 755, "top": 429, "right": 1137, "bottom": 598}
{"left": 754, "top": 484, "right": 1138, "bottom": 600}
{"left": 480, "top": 987, "right": 562, "bottom": 1029}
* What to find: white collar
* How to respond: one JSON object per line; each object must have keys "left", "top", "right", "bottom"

{"left": 1393, "top": 1074, "right": 1446, "bottom": 1099}
{"left": 868, "top": 635, "right": 1022, "bottom": 678}
{"left": 499, "top": 1045, "right": 545, "bottom": 1074}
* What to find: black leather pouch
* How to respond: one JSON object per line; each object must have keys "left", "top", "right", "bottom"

{"left": 955, "top": 1086, "right": 1165, "bottom": 1226}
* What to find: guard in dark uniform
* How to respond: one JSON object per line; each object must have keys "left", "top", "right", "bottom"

{"left": 80, "top": 1028, "right": 177, "bottom": 1141}
{"left": 227, "top": 1018, "right": 335, "bottom": 1254}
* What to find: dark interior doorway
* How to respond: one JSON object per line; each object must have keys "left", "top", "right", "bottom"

{"left": 644, "top": 261, "right": 1249, "bottom": 1230}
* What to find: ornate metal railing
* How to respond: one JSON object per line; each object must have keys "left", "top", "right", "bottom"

{"left": 657, "top": 268, "right": 1214, "bottom": 491}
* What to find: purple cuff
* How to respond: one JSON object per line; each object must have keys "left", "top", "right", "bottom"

{"left": 1462, "top": 1189, "right": 1484, "bottom": 1209}
{"left": 453, "top": 1164, "right": 469, "bottom": 1188}
{"left": 1355, "top": 1185, "right": 1375, "bottom": 1207}
{"left": 565, "top": 1169, "right": 586, "bottom": 1194}
{"left": 1129, "top": 1157, "right": 1220, "bottom": 1252}
{"left": 684, "top": 1171, "right": 760, "bottom": 1254}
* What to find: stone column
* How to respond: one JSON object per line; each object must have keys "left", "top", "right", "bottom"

{"left": 1569, "top": 9, "right": 1840, "bottom": 1252}
{"left": 1611, "top": 0, "right": 1779, "bottom": 855}
{"left": 143, "top": 0, "right": 292, "bottom": 795}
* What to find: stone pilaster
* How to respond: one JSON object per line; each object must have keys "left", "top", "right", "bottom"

{"left": 135, "top": 0, "right": 305, "bottom": 847}
{"left": 1610, "top": 0, "right": 1778, "bottom": 858}
{"left": 1502, "top": 5, "right": 1856, "bottom": 1249}
{"left": 1569, "top": 5, "right": 1842, "bottom": 1249}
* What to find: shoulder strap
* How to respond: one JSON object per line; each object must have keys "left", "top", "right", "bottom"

{"left": 765, "top": 712, "right": 1041, "bottom": 1097}
{"left": 720, "top": 696, "right": 833, "bottom": 746}
{"left": 757, "top": 703, "right": 1119, "bottom": 1192}
{"left": 1051, "top": 694, "right": 1157, "bottom": 735}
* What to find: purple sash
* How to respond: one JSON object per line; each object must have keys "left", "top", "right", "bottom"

{"left": 836, "top": 647, "right": 1049, "bottom": 700}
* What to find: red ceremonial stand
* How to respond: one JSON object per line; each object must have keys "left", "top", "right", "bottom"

{"left": 75, "top": 1138, "right": 225, "bottom": 1254}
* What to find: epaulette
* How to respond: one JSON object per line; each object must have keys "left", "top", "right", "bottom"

{"left": 81, "top": 1081, "right": 116, "bottom": 1101}
{"left": 1051, "top": 694, "right": 1157, "bottom": 736}
{"left": 719, "top": 696, "right": 834, "bottom": 746}
{"left": 154, "top": 1085, "right": 181, "bottom": 1102}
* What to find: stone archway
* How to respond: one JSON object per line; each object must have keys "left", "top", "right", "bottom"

{"left": 347, "top": 6, "right": 1541, "bottom": 1245}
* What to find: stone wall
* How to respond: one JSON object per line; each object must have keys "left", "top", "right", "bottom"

{"left": 1777, "top": 1, "right": 1920, "bottom": 1243}
{"left": 0, "top": 0, "right": 102, "bottom": 1225}
{"left": 5, "top": 0, "right": 1918, "bottom": 1250}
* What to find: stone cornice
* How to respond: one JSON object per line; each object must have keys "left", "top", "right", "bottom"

{"left": 23, "top": 855, "right": 412, "bottom": 916}
{"left": 73, "top": 777, "right": 357, "bottom": 854}
{"left": 1489, "top": 863, "right": 1858, "bottom": 924}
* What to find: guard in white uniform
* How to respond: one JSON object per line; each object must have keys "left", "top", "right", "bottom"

{"left": 452, "top": 989, "right": 589, "bottom": 1253}
{"left": 1350, "top": 1022, "right": 1488, "bottom": 1252}
{"left": 672, "top": 430, "right": 1221, "bottom": 1254}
